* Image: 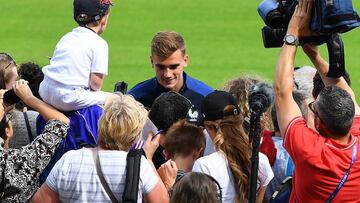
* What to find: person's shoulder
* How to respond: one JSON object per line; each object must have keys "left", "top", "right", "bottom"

{"left": 185, "top": 73, "right": 213, "bottom": 96}
{"left": 196, "top": 152, "right": 224, "bottom": 165}
{"left": 128, "top": 77, "right": 157, "bottom": 99}
{"left": 63, "top": 148, "right": 89, "bottom": 159}
{"left": 350, "top": 116, "right": 360, "bottom": 135}
{"left": 72, "top": 26, "right": 108, "bottom": 47}
{"left": 193, "top": 152, "right": 226, "bottom": 174}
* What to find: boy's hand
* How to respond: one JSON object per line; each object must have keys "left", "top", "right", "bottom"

{"left": 90, "top": 72, "right": 104, "bottom": 91}
{"left": 157, "top": 160, "right": 178, "bottom": 191}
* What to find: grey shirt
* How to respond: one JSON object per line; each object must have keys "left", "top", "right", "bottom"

{"left": 9, "top": 110, "right": 39, "bottom": 149}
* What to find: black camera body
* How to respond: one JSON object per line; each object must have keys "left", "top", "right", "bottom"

{"left": 259, "top": 0, "right": 327, "bottom": 48}
{"left": 257, "top": 0, "right": 360, "bottom": 78}
{"left": 114, "top": 81, "right": 128, "bottom": 94}
{"left": 260, "top": 0, "right": 297, "bottom": 48}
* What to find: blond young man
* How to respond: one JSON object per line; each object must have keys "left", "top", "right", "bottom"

{"left": 129, "top": 31, "right": 213, "bottom": 115}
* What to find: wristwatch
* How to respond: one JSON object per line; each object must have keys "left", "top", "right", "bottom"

{"left": 283, "top": 34, "right": 298, "bottom": 46}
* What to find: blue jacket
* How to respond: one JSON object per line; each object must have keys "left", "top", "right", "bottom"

{"left": 129, "top": 72, "right": 214, "bottom": 112}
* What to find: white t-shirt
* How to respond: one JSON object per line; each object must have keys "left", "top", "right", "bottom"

{"left": 192, "top": 151, "right": 274, "bottom": 203}
{"left": 42, "top": 26, "right": 108, "bottom": 88}
{"left": 46, "top": 148, "right": 158, "bottom": 203}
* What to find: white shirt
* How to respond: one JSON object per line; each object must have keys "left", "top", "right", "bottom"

{"left": 192, "top": 151, "right": 274, "bottom": 203}
{"left": 42, "top": 26, "right": 108, "bottom": 88}
{"left": 46, "top": 148, "right": 158, "bottom": 203}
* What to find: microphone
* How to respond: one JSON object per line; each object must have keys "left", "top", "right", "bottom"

{"left": 248, "top": 83, "right": 274, "bottom": 114}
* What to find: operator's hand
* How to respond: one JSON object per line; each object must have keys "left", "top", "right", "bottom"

{"left": 13, "top": 79, "right": 32, "bottom": 101}
{"left": 287, "top": 0, "right": 314, "bottom": 37}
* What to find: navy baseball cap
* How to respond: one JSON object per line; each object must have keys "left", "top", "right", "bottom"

{"left": 202, "top": 90, "right": 240, "bottom": 121}
{"left": 73, "top": 0, "right": 113, "bottom": 24}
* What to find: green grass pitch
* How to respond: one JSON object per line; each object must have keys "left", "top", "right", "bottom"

{"left": 1, "top": 0, "right": 359, "bottom": 98}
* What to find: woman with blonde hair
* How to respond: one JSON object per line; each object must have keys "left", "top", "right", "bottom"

{"left": 192, "top": 91, "right": 274, "bottom": 203}
{"left": 33, "top": 94, "right": 169, "bottom": 203}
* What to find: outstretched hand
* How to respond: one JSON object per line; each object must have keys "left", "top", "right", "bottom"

{"left": 13, "top": 79, "right": 32, "bottom": 102}
{"left": 287, "top": 0, "right": 314, "bottom": 36}
{"left": 143, "top": 131, "right": 160, "bottom": 160}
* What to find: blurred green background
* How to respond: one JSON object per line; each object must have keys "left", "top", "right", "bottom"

{"left": 1, "top": 0, "right": 359, "bottom": 96}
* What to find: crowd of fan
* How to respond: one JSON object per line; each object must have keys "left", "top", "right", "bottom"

{"left": 1, "top": 0, "right": 360, "bottom": 202}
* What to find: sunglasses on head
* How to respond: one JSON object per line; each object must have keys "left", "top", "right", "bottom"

{"left": 0, "top": 52, "right": 17, "bottom": 70}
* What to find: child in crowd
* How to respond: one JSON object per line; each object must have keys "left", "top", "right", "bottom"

{"left": 39, "top": 0, "right": 113, "bottom": 111}
{"left": 170, "top": 172, "right": 221, "bottom": 203}
{"left": 157, "top": 119, "right": 206, "bottom": 190}
{"left": 163, "top": 119, "right": 205, "bottom": 172}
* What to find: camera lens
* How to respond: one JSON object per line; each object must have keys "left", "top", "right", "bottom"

{"left": 266, "top": 10, "right": 286, "bottom": 28}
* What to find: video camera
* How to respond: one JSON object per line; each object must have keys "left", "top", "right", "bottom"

{"left": 258, "top": 0, "right": 360, "bottom": 77}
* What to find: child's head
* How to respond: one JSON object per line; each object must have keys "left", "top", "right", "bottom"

{"left": 73, "top": 0, "right": 112, "bottom": 33}
{"left": 170, "top": 172, "right": 221, "bottom": 203}
{"left": 163, "top": 119, "right": 205, "bottom": 166}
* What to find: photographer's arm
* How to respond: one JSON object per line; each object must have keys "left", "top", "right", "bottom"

{"left": 274, "top": 0, "right": 312, "bottom": 135}
{"left": 302, "top": 45, "right": 360, "bottom": 114}
{"left": 14, "top": 80, "right": 69, "bottom": 123}
{"left": 274, "top": 43, "right": 303, "bottom": 135}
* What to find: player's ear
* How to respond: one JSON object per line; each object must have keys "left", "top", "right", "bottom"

{"left": 150, "top": 56, "right": 154, "bottom": 68}
{"left": 184, "top": 54, "right": 189, "bottom": 68}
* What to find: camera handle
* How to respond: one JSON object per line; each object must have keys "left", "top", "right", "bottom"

{"left": 326, "top": 33, "right": 345, "bottom": 78}
{"left": 301, "top": 33, "right": 345, "bottom": 78}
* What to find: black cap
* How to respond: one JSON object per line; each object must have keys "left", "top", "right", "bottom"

{"left": 149, "top": 92, "right": 192, "bottom": 132}
{"left": 73, "top": 0, "right": 112, "bottom": 24}
{"left": 202, "top": 90, "right": 240, "bottom": 121}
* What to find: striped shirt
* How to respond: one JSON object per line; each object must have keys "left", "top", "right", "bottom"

{"left": 46, "top": 147, "right": 158, "bottom": 203}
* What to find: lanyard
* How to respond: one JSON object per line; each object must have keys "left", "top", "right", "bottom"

{"left": 326, "top": 143, "right": 358, "bottom": 203}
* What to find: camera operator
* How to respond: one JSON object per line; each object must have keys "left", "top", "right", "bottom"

{"left": 0, "top": 80, "right": 70, "bottom": 202}
{"left": 274, "top": 0, "right": 360, "bottom": 202}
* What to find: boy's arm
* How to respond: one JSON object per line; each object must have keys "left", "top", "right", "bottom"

{"left": 90, "top": 72, "right": 105, "bottom": 91}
